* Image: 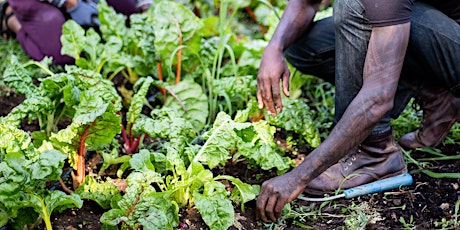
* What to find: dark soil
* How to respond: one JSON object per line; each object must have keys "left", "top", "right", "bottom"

{"left": 2, "top": 92, "right": 460, "bottom": 230}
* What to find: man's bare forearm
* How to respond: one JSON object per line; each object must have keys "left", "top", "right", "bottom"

{"left": 267, "top": 0, "right": 321, "bottom": 52}
{"left": 292, "top": 23, "right": 411, "bottom": 183}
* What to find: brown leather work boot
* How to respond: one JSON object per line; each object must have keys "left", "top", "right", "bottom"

{"left": 305, "top": 129, "right": 407, "bottom": 195}
{"left": 399, "top": 86, "right": 460, "bottom": 150}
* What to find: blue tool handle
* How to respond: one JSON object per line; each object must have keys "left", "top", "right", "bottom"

{"left": 343, "top": 173, "right": 413, "bottom": 199}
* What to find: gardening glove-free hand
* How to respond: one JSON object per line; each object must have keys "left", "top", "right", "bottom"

{"left": 67, "top": 0, "right": 99, "bottom": 27}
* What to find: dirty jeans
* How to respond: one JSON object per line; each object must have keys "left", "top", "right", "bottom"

{"left": 8, "top": 0, "right": 140, "bottom": 65}
{"left": 284, "top": 1, "right": 460, "bottom": 135}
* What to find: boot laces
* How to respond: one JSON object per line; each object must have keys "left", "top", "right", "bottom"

{"left": 340, "top": 147, "right": 361, "bottom": 171}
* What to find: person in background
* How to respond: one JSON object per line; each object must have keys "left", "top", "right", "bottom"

{"left": 255, "top": 0, "right": 460, "bottom": 222}
{"left": 0, "top": 0, "right": 151, "bottom": 65}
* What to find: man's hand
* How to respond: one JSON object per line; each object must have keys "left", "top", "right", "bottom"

{"left": 256, "top": 45, "right": 290, "bottom": 116}
{"left": 256, "top": 171, "right": 307, "bottom": 222}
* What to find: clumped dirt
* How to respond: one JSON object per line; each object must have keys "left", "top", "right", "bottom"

{"left": 1, "top": 92, "right": 460, "bottom": 230}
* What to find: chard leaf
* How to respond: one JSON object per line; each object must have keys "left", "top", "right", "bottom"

{"left": 101, "top": 173, "right": 178, "bottom": 229}
{"left": 127, "top": 14, "right": 157, "bottom": 77}
{"left": 30, "top": 149, "right": 67, "bottom": 180}
{"left": 75, "top": 176, "right": 121, "bottom": 209}
{"left": 0, "top": 122, "right": 34, "bottom": 155}
{"left": 0, "top": 121, "right": 80, "bottom": 227}
{"left": 3, "top": 55, "right": 37, "bottom": 95}
{"left": 98, "top": 0, "right": 128, "bottom": 40}
{"left": 61, "top": 20, "right": 86, "bottom": 60}
{"left": 46, "top": 191, "right": 83, "bottom": 214}
{"left": 237, "top": 39, "right": 267, "bottom": 73}
{"left": 193, "top": 186, "right": 234, "bottom": 230}
{"left": 150, "top": 1, "right": 203, "bottom": 65}
{"left": 164, "top": 79, "right": 209, "bottom": 131}
{"left": 81, "top": 28, "right": 102, "bottom": 67}
{"left": 99, "top": 147, "right": 131, "bottom": 175}
{"left": 138, "top": 200, "right": 179, "bottom": 230}
{"left": 21, "top": 191, "right": 82, "bottom": 229}
{"left": 127, "top": 77, "right": 154, "bottom": 132}
{"left": 3, "top": 94, "right": 53, "bottom": 128}
{"left": 130, "top": 149, "right": 156, "bottom": 172}
{"left": 195, "top": 112, "right": 291, "bottom": 173}
{"left": 214, "top": 175, "right": 257, "bottom": 210}
{"left": 242, "top": 120, "right": 292, "bottom": 173}
{"left": 52, "top": 85, "right": 121, "bottom": 147}
{"left": 266, "top": 98, "right": 321, "bottom": 148}
{"left": 194, "top": 112, "right": 251, "bottom": 169}
{"left": 0, "top": 209, "right": 7, "bottom": 226}
{"left": 134, "top": 108, "right": 196, "bottom": 152}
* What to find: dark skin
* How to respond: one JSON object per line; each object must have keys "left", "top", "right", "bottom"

{"left": 256, "top": 0, "right": 411, "bottom": 222}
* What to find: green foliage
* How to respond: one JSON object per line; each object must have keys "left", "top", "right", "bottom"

{"left": 0, "top": 122, "right": 82, "bottom": 229}
{"left": 134, "top": 107, "right": 197, "bottom": 153}
{"left": 148, "top": 1, "right": 203, "bottom": 78}
{"left": 266, "top": 98, "right": 321, "bottom": 148}
{"left": 75, "top": 176, "right": 121, "bottom": 209}
{"left": 196, "top": 112, "right": 293, "bottom": 173}
{"left": 164, "top": 79, "right": 209, "bottom": 131}
{"left": 100, "top": 171, "right": 179, "bottom": 230}
{"left": 61, "top": 1, "right": 157, "bottom": 81}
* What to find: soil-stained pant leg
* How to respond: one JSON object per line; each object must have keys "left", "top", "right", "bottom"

{"left": 8, "top": 0, "right": 74, "bottom": 65}
{"left": 333, "top": 0, "right": 393, "bottom": 135}
{"left": 106, "top": 0, "right": 140, "bottom": 16}
{"left": 387, "top": 3, "right": 460, "bottom": 117}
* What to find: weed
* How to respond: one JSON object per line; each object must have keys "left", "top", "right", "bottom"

{"left": 399, "top": 215, "right": 415, "bottom": 229}
{"left": 434, "top": 199, "right": 460, "bottom": 229}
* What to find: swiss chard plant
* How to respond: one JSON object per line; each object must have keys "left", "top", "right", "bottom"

{"left": 0, "top": 121, "right": 82, "bottom": 230}
{"left": 61, "top": 1, "right": 157, "bottom": 84}
{"left": 4, "top": 65, "right": 122, "bottom": 189}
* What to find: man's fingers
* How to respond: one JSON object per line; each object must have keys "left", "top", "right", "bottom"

{"left": 257, "top": 89, "right": 264, "bottom": 109}
{"left": 266, "top": 196, "right": 278, "bottom": 222}
{"left": 274, "top": 197, "right": 286, "bottom": 220}
{"left": 282, "top": 70, "right": 290, "bottom": 97}
{"left": 256, "top": 192, "right": 269, "bottom": 222}
{"left": 270, "top": 79, "right": 282, "bottom": 114}
{"left": 262, "top": 84, "right": 277, "bottom": 116}
{"left": 257, "top": 77, "right": 277, "bottom": 115}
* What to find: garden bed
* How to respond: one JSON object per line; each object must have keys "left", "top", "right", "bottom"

{"left": 1, "top": 92, "right": 460, "bottom": 229}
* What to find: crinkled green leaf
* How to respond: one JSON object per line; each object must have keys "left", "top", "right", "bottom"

{"left": 193, "top": 112, "right": 251, "bottom": 169}
{"left": 165, "top": 79, "right": 208, "bottom": 131}
{"left": 214, "top": 175, "right": 257, "bottom": 210}
{"left": 194, "top": 189, "right": 234, "bottom": 230}
{"left": 150, "top": 1, "right": 203, "bottom": 64}
{"left": 61, "top": 20, "right": 86, "bottom": 60}
{"left": 75, "top": 176, "right": 121, "bottom": 209}
{"left": 3, "top": 95, "right": 54, "bottom": 128}
{"left": 2, "top": 55, "right": 36, "bottom": 95}
{"left": 30, "top": 149, "right": 67, "bottom": 181}
{"left": 266, "top": 98, "right": 321, "bottom": 147}
{"left": 127, "top": 77, "right": 154, "bottom": 131}
{"left": 134, "top": 108, "right": 196, "bottom": 152}
{"left": 130, "top": 149, "right": 156, "bottom": 173}
{"left": 99, "top": 147, "right": 131, "bottom": 175}
{"left": 21, "top": 191, "right": 82, "bottom": 229}
{"left": 101, "top": 173, "right": 178, "bottom": 229}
